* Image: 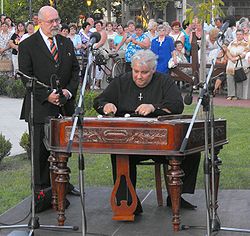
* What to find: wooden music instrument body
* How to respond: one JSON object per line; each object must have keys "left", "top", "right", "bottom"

{"left": 44, "top": 115, "right": 227, "bottom": 231}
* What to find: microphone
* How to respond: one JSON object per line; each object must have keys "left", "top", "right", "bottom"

{"left": 50, "top": 74, "right": 67, "bottom": 106}
{"left": 218, "top": 16, "right": 236, "bottom": 39}
{"left": 184, "top": 87, "right": 193, "bottom": 105}
{"left": 16, "top": 70, "right": 33, "bottom": 80}
{"left": 16, "top": 70, "right": 50, "bottom": 89}
{"left": 88, "top": 32, "right": 101, "bottom": 48}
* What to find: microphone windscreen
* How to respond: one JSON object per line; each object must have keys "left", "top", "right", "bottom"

{"left": 184, "top": 94, "right": 193, "bottom": 105}
{"left": 223, "top": 15, "right": 236, "bottom": 27}
{"left": 90, "top": 32, "right": 101, "bottom": 43}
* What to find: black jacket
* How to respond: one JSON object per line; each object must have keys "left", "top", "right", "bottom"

{"left": 19, "top": 30, "right": 80, "bottom": 123}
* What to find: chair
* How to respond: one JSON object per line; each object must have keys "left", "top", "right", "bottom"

{"left": 137, "top": 161, "right": 168, "bottom": 206}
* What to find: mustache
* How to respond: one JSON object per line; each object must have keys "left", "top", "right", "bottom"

{"left": 52, "top": 26, "right": 60, "bottom": 31}
{"left": 51, "top": 27, "right": 60, "bottom": 36}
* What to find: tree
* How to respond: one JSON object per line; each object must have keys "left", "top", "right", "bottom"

{"left": 185, "top": 0, "right": 224, "bottom": 25}
{"left": 124, "top": 0, "right": 170, "bottom": 21}
{"left": 4, "top": 0, "right": 103, "bottom": 23}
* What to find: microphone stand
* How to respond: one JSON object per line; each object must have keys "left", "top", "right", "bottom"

{"left": 0, "top": 71, "right": 78, "bottom": 235}
{"left": 66, "top": 47, "right": 94, "bottom": 236}
{"left": 179, "top": 36, "right": 250, "bottom": 235}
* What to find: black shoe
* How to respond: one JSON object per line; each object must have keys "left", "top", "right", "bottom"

{"left": 65, "top": 198, "right": 70, "bottom": 209}
{"left": 68, "top": 186, "right": 81, "bottom": 196}
{"left": 167, "top": 196, "right": 197, "bottom": 210}
{"left": 134, "top": 199, "right": 143, "bottom": 215}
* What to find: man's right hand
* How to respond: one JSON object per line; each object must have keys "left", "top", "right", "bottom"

{"left": 47, "top": 90, "right": 60, "bottom": 106}
{"left": 103, "top": 103, "right": 117, "bottom": 115}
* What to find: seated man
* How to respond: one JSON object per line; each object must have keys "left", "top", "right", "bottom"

{"left": 93, "top": 49, "right": 200, "bottom": 214}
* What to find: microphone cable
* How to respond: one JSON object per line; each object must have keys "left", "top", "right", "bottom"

{"left": 0, "top": 206, "right": 31, "bottom": 226}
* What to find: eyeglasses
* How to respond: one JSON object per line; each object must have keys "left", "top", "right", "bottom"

{"left": 43, "top": 18, "right": 61, "bottom": 24}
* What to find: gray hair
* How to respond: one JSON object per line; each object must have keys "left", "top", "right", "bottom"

{"left": 157, "top": 24, "right": 166, "bottom": 31}
{"left": 131, "top": 50, "right": 158, "bottom": 69}
{"left": 240, "top": 22, "right": 250, "bottom": 30}
{"left": 148, "top": 21, "right": 157, "bottom": 30}
{"left": 127, "top": 20, "right": 135, "bottom": 26}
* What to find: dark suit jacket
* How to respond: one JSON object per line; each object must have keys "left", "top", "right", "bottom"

{"left": 19, "top": 30, "right": 80, "bottom": 123}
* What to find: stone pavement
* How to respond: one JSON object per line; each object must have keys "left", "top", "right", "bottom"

{"left": 1, "top": 188, "right": 250, "bottom": 236}
{"left": 195, "top": 94, "right": 250, "bottom": 108}
{"left": 0, "top": 96, "right": 27, "bottom": 156}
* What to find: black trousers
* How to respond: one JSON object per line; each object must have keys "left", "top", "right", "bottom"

{"left": 29, "top": 123, "right": 50, "bottom": 190}
{"left": 111, "top": 153, "right": 201, "bottom": 204}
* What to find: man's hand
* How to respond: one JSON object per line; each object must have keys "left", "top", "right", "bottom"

{"left": 103, "top": 103, "right": 117, "bottom": 115}
{"left": 62, "top": 89, "right": 70, "bottom": 100}
{"left": 135, "top": 104, "right": 155, "bottom": 116}
{"left": 48, "top": 90, "right": 60, "bottom": 106}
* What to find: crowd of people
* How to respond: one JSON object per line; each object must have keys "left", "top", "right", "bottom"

{"left": 0, "top": 12, "right": 250, "bottom": 99}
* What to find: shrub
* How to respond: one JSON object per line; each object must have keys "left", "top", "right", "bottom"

{"left": 0, "top": 76, "right": 26, "bottom": 98}
{"left": 6, "top": 78, "right": 26, "bottom": 98}
{"left": 75, "top": 90, "right": 99, "bottom": 116}
{"left": 0, "top": 76, "right": 9, "bottom": 96}
{"left": 19, "top": 131, "right": 30, "bottom": 160}
{"left": 0, "top": 133, "right": 12, "bottom": 163}
{"left": 84, "top": 90, "right": 100, "bottom": 111}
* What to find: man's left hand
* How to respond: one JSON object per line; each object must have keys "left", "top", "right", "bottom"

{"left": 135, "top": 104, "right": 155, "bottom": 116}
{"left": 62, "top": 89, "right": 70, "bottom": 100}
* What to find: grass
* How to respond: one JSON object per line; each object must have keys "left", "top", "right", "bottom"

{"left": 0, "top": 105, "right": 249, "bottom": 214}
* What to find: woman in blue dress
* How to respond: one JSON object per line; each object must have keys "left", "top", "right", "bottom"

{"left": 151, "top": 24, "right": 177, "bottom": 74}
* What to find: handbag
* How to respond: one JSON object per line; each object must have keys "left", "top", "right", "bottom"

{"left": 0, "top": 58, "right": 12, "bottom": 72}
{"left": 34, "top": 187, "right": 52, "bottom": 213}
{"left": 234, "top": 56, "right": 248, "bottom": 83}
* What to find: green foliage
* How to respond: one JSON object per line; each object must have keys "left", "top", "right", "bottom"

{"left": 1, "top": 105, "right": 250, "bottom": 214}
{"left": 0, "top": 77, "right": 25, "bottom": 98}
{"left": 0, "top": 154, "right": 30, "bottom": 214}
{"left": 75, "top": 89, "right": 99, "bottom": 116}
{"left": 186, "top": 0, "right": 225, "bottom": 24}
{"left": 0, "top": 133, "right": 12, "bottom": 163}
{"left": 125, "top": 0, "right": 170, "bottom": 11}
{"left": 3, "top": 0, "right": 107, "bottom": 24}
{"left": 19, "top": 131, "right": 30, "bottom": 160}
{"left": 148, "top": 0, "right": 170, "bottom": 11}
{"left": 5, "top": 78, "right": 26, "bottom": 98}
{"left": 0, "top": 76, "right": 9, "bottom": 96}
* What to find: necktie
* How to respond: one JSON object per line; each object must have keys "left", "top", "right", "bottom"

{"left": 48, "top": 37, "right": 58, "bottom": 62}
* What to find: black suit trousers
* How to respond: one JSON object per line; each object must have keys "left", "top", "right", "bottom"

{"left": 29, "top": 122, "right": 50, "bottom": 190}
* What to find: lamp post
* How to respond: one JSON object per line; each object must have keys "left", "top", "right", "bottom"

{"left": 86, "top": 0, "right": 92, "bottom": 17}
{"left": 29, "top": 0, "right": 32, "bottom": 20}
{"left": 1, "top": 0, "right": 3, "bottom": 14}
{"left": 86, "top": 0, "right": 92, "bottom": 7}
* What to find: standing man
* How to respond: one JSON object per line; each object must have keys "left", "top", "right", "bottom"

{"left": 18, "top": 6, "right": 80, "bottom": 208}
{"left": 32, "top": 13, "right": 40, "bottom": 32}
{"left": 94, "top": 50, "right": 200, "bottom": 214}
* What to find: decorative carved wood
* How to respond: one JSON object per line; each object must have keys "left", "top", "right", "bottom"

{"left": 44, "top": 116, "right": 227, "bottom": 231}
{"left": 111, "top": 155, "right": 137, "bottom": 221}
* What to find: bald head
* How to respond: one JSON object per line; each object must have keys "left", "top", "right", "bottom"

{"left": 38, "top": 6, "right": 60, "bottom": 37}
{"left": 38, "top": 6, "right": 58, "bottom": 20}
